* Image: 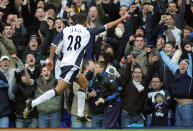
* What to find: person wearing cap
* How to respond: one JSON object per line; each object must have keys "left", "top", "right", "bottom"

{"left": 0, "top": 55, "right": 24, "bottom": 101}
{"left": 159, "top": 46, "right": 193, "bottom": 126}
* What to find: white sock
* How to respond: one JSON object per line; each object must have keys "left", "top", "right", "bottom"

{"left": 77, "top": 90, "right": 85, "bottom": 117}
{"left": 32, "top": 89, "right": 56, "bottom": 108}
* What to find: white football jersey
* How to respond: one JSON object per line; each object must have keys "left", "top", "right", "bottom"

{"left": 52, "top": 24, "right": 91, "bottom": 68}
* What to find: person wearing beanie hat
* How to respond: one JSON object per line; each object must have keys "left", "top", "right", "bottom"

{"left": 156, "top": 34, "right": 166, "bottom": 43}
{"left": 159, "top": 47, "right": 193, "bottom": 126}
{"left": 22, "top": 34, "right": 42, "bottom": 68}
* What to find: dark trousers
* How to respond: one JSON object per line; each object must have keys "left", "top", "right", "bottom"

{"left": 104, "top": 101, "right": 121, "bottom": 129}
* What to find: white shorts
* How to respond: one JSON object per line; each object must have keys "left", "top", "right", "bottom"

{"left": 59, "top": 65, "right": 80, "bottom": 84}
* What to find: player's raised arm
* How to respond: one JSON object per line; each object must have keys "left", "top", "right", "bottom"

{"left": 105, "top": 11, "right": 131, "bottom": 29}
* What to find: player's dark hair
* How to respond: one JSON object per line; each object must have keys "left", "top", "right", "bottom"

{"left": 75, "top": 13, "right": 88, "bottom": 25}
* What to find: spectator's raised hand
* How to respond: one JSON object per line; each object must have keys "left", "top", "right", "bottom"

{"left": 0, "top": 0, "right": 9, "bottom": 7}
{"left": 178, "top": 0, "right": 182, "bottom": 6}
{"left": 127, "top": 53, "right": 133, "bottom": 64}
{"left": 145, "top": 47, "right": 151, "bottom": 54}
{"left": 167, "top": 96, "right": 170, "bottom": 100}
{"left": 114, "top": 0, "right": 120, "bottom": 4}
{"left": 96, "top": 0, "right": 101, "bottom": 5}
{"left": 177, "top": 43, "right": 182, "bottom": 50}
{"left": 63, "top": 6, "right": 70, "bottom": 12}
{"left": 98, "top": 98, "right": 104, "bottom": 103}
{"left": 11, "top": 54, "right": 19, "bottom": 61}
{"left": 159, "top": 15, "right": 167, "bottom": 24}
{"left": 148, "top": 5, "right": 154, "bottom": 12}
{"left": 22, "top": 0, "right": 28, "bottom": 5}
{"left": 149, "top": 53, "right": 159, "bottom": 65}
{"left": 113, "top": 71, "right": 120, "bottom": 78}
{"left": 47, "top": 19, "right": 54, "bottom": 29}
{"left": 25, "top": 63, "right": 29, "bottom": 69}
{"left": 15, "top": 0, "right": 23, "bottom": 4}
{"left": 88, "top": 90, "right": 97, "bottom": 97}
{"left": 16, "top": 18, "right": 23, "bottom": 28}
{"left": 186, "top": 0, "right": 190, "bottom": 5}
{"left": 184, "top": 44, "right": 192, "bottom": 52}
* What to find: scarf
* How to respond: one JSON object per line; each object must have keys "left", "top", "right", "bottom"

{"left": 133, "top": 79, "right": 144, "bottom": 92}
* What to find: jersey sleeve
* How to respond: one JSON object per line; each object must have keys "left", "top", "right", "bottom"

{"left": 51, "top": 31, "right": 64, "bottom": 47}
{"left": 87, "top": 25, "right": 107, "bottom": 37}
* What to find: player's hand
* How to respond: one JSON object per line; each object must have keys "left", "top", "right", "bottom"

{"left": 46, "top": 59, "right": 54, "bottom": 71}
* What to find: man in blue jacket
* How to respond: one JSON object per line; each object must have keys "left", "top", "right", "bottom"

{"left": 159, "top": 46, "right": 193, "bottom": 126}
{"left": 0, "top": 71, "right": 11, "bottom": 128}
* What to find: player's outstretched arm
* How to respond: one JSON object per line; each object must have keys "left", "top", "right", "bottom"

{"left": 105, "top": 12, "right": 130, "bottom": 29}
{"left": 47, "top": 45, "right": 56, "bottom": 71}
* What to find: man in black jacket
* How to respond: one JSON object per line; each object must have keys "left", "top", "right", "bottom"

{"left": 94, "top": 61, "right": 121, "bottom": 129}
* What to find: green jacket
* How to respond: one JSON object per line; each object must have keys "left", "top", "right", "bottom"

{"left": 0, "top": 35, "right": 17, "bottom": 68}
{"left": 35, "top": 75, "right": 61, "bottom": 114}
{"left": 133, "top": 46, "right": 150, "bottom": 77}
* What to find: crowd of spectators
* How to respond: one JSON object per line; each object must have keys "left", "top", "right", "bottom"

{"left": 0, "top": 0, "right": 193, "bottom": 129}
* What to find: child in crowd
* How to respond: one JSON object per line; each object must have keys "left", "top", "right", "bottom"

{"left": 150, "top": 93, "right": 170, "bottom": 126}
